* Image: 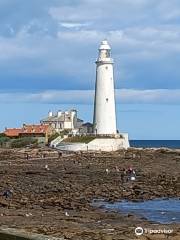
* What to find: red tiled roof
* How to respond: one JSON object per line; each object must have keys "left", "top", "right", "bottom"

{"left": 21, "top": 124, "right": 49, "bottom": 134}
{"left": 4, "top": 128, "right": 22, "bottom": 137}
{"left": 4, "top": 124, "right": 49, "bottom": 137}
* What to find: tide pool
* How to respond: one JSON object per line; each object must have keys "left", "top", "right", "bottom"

{"left": 92, "top": 198, "right": 180, "bottom": 224}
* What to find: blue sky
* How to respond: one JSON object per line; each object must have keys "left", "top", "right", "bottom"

{"left": 0, "top": 0, "right": 180, "bottom": 139}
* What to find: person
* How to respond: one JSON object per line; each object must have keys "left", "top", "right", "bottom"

{"left": 58, "top": 151, "right": 62, "bottom": 158}
{"left": 45, "top": 164, "right": 50, "bottom": 171}
{"left": 25, "top": 153, "right": 29, "bottom": 160}
{"left": 127, "top": 166, "right": 136, "bottom": 181}
{"left": 3, "top": 189, "right": 13, "bottom": 199}
{"left": 120, "top": 168, "right": 126, "bottom": 183}
{"left": 115, "top": 166, "right": 120, "bottom": 172}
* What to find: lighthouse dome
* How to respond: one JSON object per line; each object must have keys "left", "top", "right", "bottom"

{"left": 99, "top": 40, "right": 111, "bottom": 50}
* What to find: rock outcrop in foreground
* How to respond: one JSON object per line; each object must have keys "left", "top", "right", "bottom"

{"left": 0, "top": 147, "right": 179, "bottom": 239}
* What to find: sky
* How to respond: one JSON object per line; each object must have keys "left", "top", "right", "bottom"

{"left": 0, "top": 0, "right": 180, "bottom": 139}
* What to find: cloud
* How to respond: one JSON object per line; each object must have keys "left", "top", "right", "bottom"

{"left": 0, "top": 0, "right": 180, "bottom": 92}
{"left": 49, "top": 0, "right": 180, "bottom": 28}
{"left": 1, "top": 89, "right": 180, "bottom": 105}
{"left": 60, "top": 22, "right": 91, "bottom": 29}
{"left": 1, "top": 25, "right": 180, "bottom": 91}
{"left": 117, "top": 89, "right": 180, "bottom": 104}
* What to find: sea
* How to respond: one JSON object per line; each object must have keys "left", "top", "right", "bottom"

{"left": 130, "top": 140, "right": 180, "bottom": 149}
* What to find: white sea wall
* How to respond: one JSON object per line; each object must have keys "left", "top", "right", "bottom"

{"left": 87, "top": 135, "right": 129, "bottom": 151}
{"left": 57, "top": 133, "right": 129, "bottom": 152}
{"left": 57, "top": 143, "right": 87, "bottom": 151}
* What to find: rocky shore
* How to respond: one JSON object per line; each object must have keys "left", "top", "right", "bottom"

{"left": 0, "top": 147, "right": 179, "bottom": 239}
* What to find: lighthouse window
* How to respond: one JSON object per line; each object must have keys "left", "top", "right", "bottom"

{"left": 106, "top": 98, "right": 109, "bottom": 102}
{"left": 105, "top": 66, "right": 108, "bottom": 70}
{"left": 106, "top": 50, "right": 110, "bottom": 58}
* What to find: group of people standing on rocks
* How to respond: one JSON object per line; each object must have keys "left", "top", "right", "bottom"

{"left": 121, "top": 167, "right": 136, "bottom": 182}
{"left": 118, "top": 167, "right": 136, "bottom": 183}
{"left": 24, "top": 151, "right": 62, "bottom": 160}
{"left": 106, "top": 165, "right": 137, "bottom": 183}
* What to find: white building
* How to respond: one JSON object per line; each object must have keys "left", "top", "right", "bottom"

{"left": 93, "top": 40, "right": 117, "bottom": 135}
{"left": 41, "top": 110, "right": 83, "bottom": 133}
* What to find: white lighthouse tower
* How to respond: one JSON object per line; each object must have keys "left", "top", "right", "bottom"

{"left": 93, "top": 40, "right": 117, "bottom": 135}
{"left": 55, "top": 40, "right": 129, "bottom": 152}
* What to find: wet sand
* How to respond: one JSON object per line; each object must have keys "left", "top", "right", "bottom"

{"left": 0, "top": 147, "right": 179, "bottom": 239}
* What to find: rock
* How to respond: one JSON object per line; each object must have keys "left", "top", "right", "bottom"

{"left": 147, "top": 234, "right": 169, "bottom": 239}
{"left": 171, "top": 236, "right": 180, "bottom": 240}
{"left": 101, "top": 235, "right": 113, "bottom": 240}
{"left": 0, "top": 148, "right": 179, "bottom": 239}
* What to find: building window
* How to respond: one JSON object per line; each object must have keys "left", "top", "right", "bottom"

{"left": 106, "top": 98, "right": 109, "bottom": 102}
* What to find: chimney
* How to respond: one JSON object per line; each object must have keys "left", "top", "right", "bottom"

{"left": 57, "top": 110, "right": 62, "bottom": 117}
{"left": 48, "top": 111, "right": 53, "bottom": 117}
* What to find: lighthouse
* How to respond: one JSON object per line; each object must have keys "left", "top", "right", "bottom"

{"left": 93, "top": 40, "right": 117, "bottom": 135}
{"left": 56, "top": 40, "right": 129, "bottom": 152}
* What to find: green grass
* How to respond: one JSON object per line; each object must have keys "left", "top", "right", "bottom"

{"left": 0, "top": 136, "right": 10, "bottom": 146}
{"left": 63, "top": 136, "right": 96, "bottom": 144}
{"left": 11, "top": 137, "right": 38, "bottom": 148}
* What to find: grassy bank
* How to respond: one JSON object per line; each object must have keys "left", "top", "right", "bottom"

{"left": 63, "top": 136, "right": 96, "bottom": 144}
